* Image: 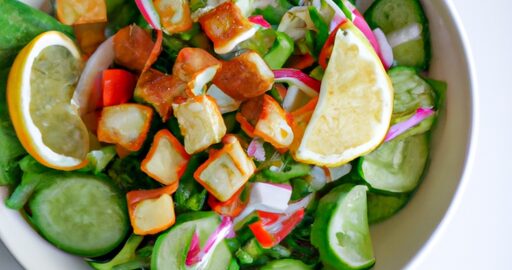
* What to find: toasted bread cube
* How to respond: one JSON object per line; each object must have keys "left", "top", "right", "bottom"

{"left": 154, "top": 0, "right": 193, "bottom": 34}
{"left": 254, "top": 95, "right": 294, "bottom": 149}
{"left": 113, "top": 25, "right": 155, "bottom": 72}
{"left": 194, "top": 135, "right": 255, "bottom": 202}
{"left": 198, "top": 2, "right": 257, "bottom": 54}
{"left": 172, "top": 95, "right": 226, "bottom": 154}
{"left": 213, "top": 51, "right": 274, "bottom": 100}
{"left": 206, "top": 84, "right": 241, "bottom": 114}
{"left": 97, "top": 104, "right": 153, "bottom": 151}
{"left": 131, "top": 194, "right": 175, "bottom": 235}
{"left": 142, "top": 130, "right": 190, "bottom": 185}
{"left": 173, "top": 48, "right": 221, "bottom": 96}
{"left": 134, "top": 69, "right": 187, "bottom": 121}
{"left": 56, "top": 0, "right": 106, "bottom": 25}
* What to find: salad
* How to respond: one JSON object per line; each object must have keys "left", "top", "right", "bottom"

{"left": 0, "top": 0, "right": 446, "bottom": 269}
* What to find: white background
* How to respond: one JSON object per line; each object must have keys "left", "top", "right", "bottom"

{"left": 1, "top": 0, "right": 512, "bottom": 269}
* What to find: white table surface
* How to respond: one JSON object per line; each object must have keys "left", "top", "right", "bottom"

{"left": 2, "top": 0, "right": 511, "bottom": 269}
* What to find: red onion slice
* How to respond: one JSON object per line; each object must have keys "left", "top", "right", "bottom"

{"left": 247, "top": 138, "right": 266, "bottom": 162}
{"left": 373, "top": 28, "right": 394, "bottom": 69}
{"left": 135, "top": 0, "right": 162, "bottom": 30}
{"left": 385, "top": 107, "right": 435, "bottom": 142}
{"left": 273, "top": 69, "right": 321, "bottom": 97}
{"left": 248, "top": 15, "right": 271, "bottom": 29}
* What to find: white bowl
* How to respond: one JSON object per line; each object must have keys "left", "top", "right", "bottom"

{"left": 0, "top": 0, "right": 477, "bottom": 269}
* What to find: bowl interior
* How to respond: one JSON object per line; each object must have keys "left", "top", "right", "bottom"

{"left": 0, "top": 0, "right": 476, "bottom": 269}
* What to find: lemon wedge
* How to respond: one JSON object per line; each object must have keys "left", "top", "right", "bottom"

{"left": 292, "top": 21, "right": 394, "bottom": 167}
{"left": 8, "top": 31, "right": 89, "bottom": 170}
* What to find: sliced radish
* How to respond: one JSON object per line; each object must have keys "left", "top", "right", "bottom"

{"left": 273, "top": 69, "right": 320, "bottom": 97}
{"left": 386, "top": 23, "right": 423, "bottom": 48}
{"left": 385, "top": 107, "right": 435, "bottom": 142}
{"left": 373, "top": 28, "right": 394, "bottom": 69}
{"left": 248, "top": 15, "right": 271, "bottom": 29}
{"left": 352, "top": 9, "right": 381, "bottom": 57}
{"left": 233, "top": 182, "right": 292, "bottom": 226}
{"left": 73, "top": 37, "right": 115, "bottom": 116}
{"left": 135, "top": 0, "right": 162, "bottom": 30}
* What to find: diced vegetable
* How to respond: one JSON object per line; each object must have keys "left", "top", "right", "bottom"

{"left": 154, "top": 0, "right": 193, "bottom": 34}
{"left": 273, "top": 69, "right": 320, "bottom": 97}
{"left": 134, "top": 68, "right": 187, "bottom": 122}
{"left": 263, "top": 32, "right": 294, "bottom": 69}
{"left": 359, "top": 133, "right": 429, "bottom": 193}
{"left": 277, "top": 7, "right": 315, "bottom": 41}
{"left": 285, "top": 54, "right": 315, "bottom": 70}
{"left": 253, "top": 95, "right": 294, "bottom": 149}
{"left": 135, "top": 0, "right": 162, "bottom": 30}
{"left": 206, "top": 84, "right": 241, "bottom": 114}
{"left": 194, "top": 135, "right": 255, "bottom": 202}
{"left": 152, "top": 212, "right": 232, "bottom": 270}
{"left": 261, "top": 163, "right": 311, "bottom": 183}
{"left": 141, "top": 129, "right": 190, "bottom": 185}
{"left": 101, "top": 69, "right": 137, "bottom": 107}
{"left": 113, "top": 25, "right": 155, "bottom": 71}
{"left": 213, "top": 51, "right": 274, "bottom": 100}
{"left": 172, "top": 95, "right": 227, "bottom": 154}
{"left": 29, "top": 172, "right": 129, "bottom": 257}
{"left": 127, "top": 184, "right": 179, "bottom": 235}
{"left": 249, "top": 207, "right": 305, "bottom": 248}
{"left": 173, "top": 48, "right": 221, "bottom": 96}
{"left": 208, "top": 185, "right": 249, "bottom": 217}
{"left": 80, "top": 145, "right": 117, "bottom": 174}
{"left": 56, "top": 0, "right": 107, "bottom": 25}
{"left": 198, "top": 2, "right": 257, "bottom": 54}
{"left": 97, "top": 104, "right": 153, "bottom": 151}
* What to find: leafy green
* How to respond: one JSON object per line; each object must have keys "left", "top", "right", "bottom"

{"left": 0, "top": 68, "right": 26, "bottom": 186}
{"left": 0, "top": 0, "right": 73, "bottom": 69}
{"left": 89, "top": 234, "right": 145, "bottom": 270}
{"left": 105, "top": 0, "right": 139, "bottom": 34}
{"left": 173, "top": 154, "right": 208, "bottom": 213}
{"left": 107, "top": 156, "right": 161, "bottom": 192}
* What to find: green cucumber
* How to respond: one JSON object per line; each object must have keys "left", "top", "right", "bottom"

{"left": 389, "top": 66, "right": 436, "bottom": 116}
{"left": 261, "top": 259, "right": 313, "bottom": 270}
{"left": 311, "top": 184, "right": 374, "bottom": 270}
{"left": 364, "top": 0, "right": 430, "bottom": 69}
{"left": 152, "top": 211, "right": 232, "bottom": 270}
{"left": 359, "top": 133, "right": 429, "bottom": 193}
{"left": 29, "top": 173, "right": 129, "bottom": 257}
{"left": 367, "top": 192, "right": 410, "bottom": 224}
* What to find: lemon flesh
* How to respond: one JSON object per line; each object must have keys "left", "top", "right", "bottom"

{"left": 8, "top": 31, "right": 89, "bottom": 170}
{"left": 30, "top": 45, "right": 86, "bottom": 159}
{"left": 294, "top": 22, "right": 393, "bottom": 167}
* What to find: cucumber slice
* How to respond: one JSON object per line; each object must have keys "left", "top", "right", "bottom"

{"left": 311, "top": 184, "right": 375, "bottom": 270}
{"left": 152, "top": 211, "right": 232, "bottom": 270}
{"left": 367, "top": 192, "right": 409, "bottom": 224}
{"left": 364, "top": 0, "right": 430, "bottom": 69}
{"left": 389, "top": 66, "right": 436, "bottom": 116}
{"left": 29, "top": 173, "right": 128, "bottom": 257}
{"left": 359, "top": 133, "right": 429, "bottom": 193}
{"left": 261, "top": 259, "right": 313, "bottom": 270}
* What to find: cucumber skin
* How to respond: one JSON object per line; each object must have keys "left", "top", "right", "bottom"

{"left": 260, "top": 258, "right": 313, "bottom": 270}
{"left": 311, "top": 184, "right": 375, "bottom": 270}
{"left": 28, "top": 173, "right": 129, "bottom": 257}
{"left": 364, "top": 0, "right": 431, "bottom": 70}
{"left": 367, "top": 192, "right": 410, "bottom": 224}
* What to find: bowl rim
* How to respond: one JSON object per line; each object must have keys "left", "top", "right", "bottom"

{"left": 405, "top": 0, "right": 479, "bottom": 268}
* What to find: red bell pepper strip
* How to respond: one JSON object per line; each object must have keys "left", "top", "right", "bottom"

{"left": 248, "top": 208, "right": 305, "bottom": 248}
{"left": 102, "top": 69, "right": 137, "bottom": 107}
